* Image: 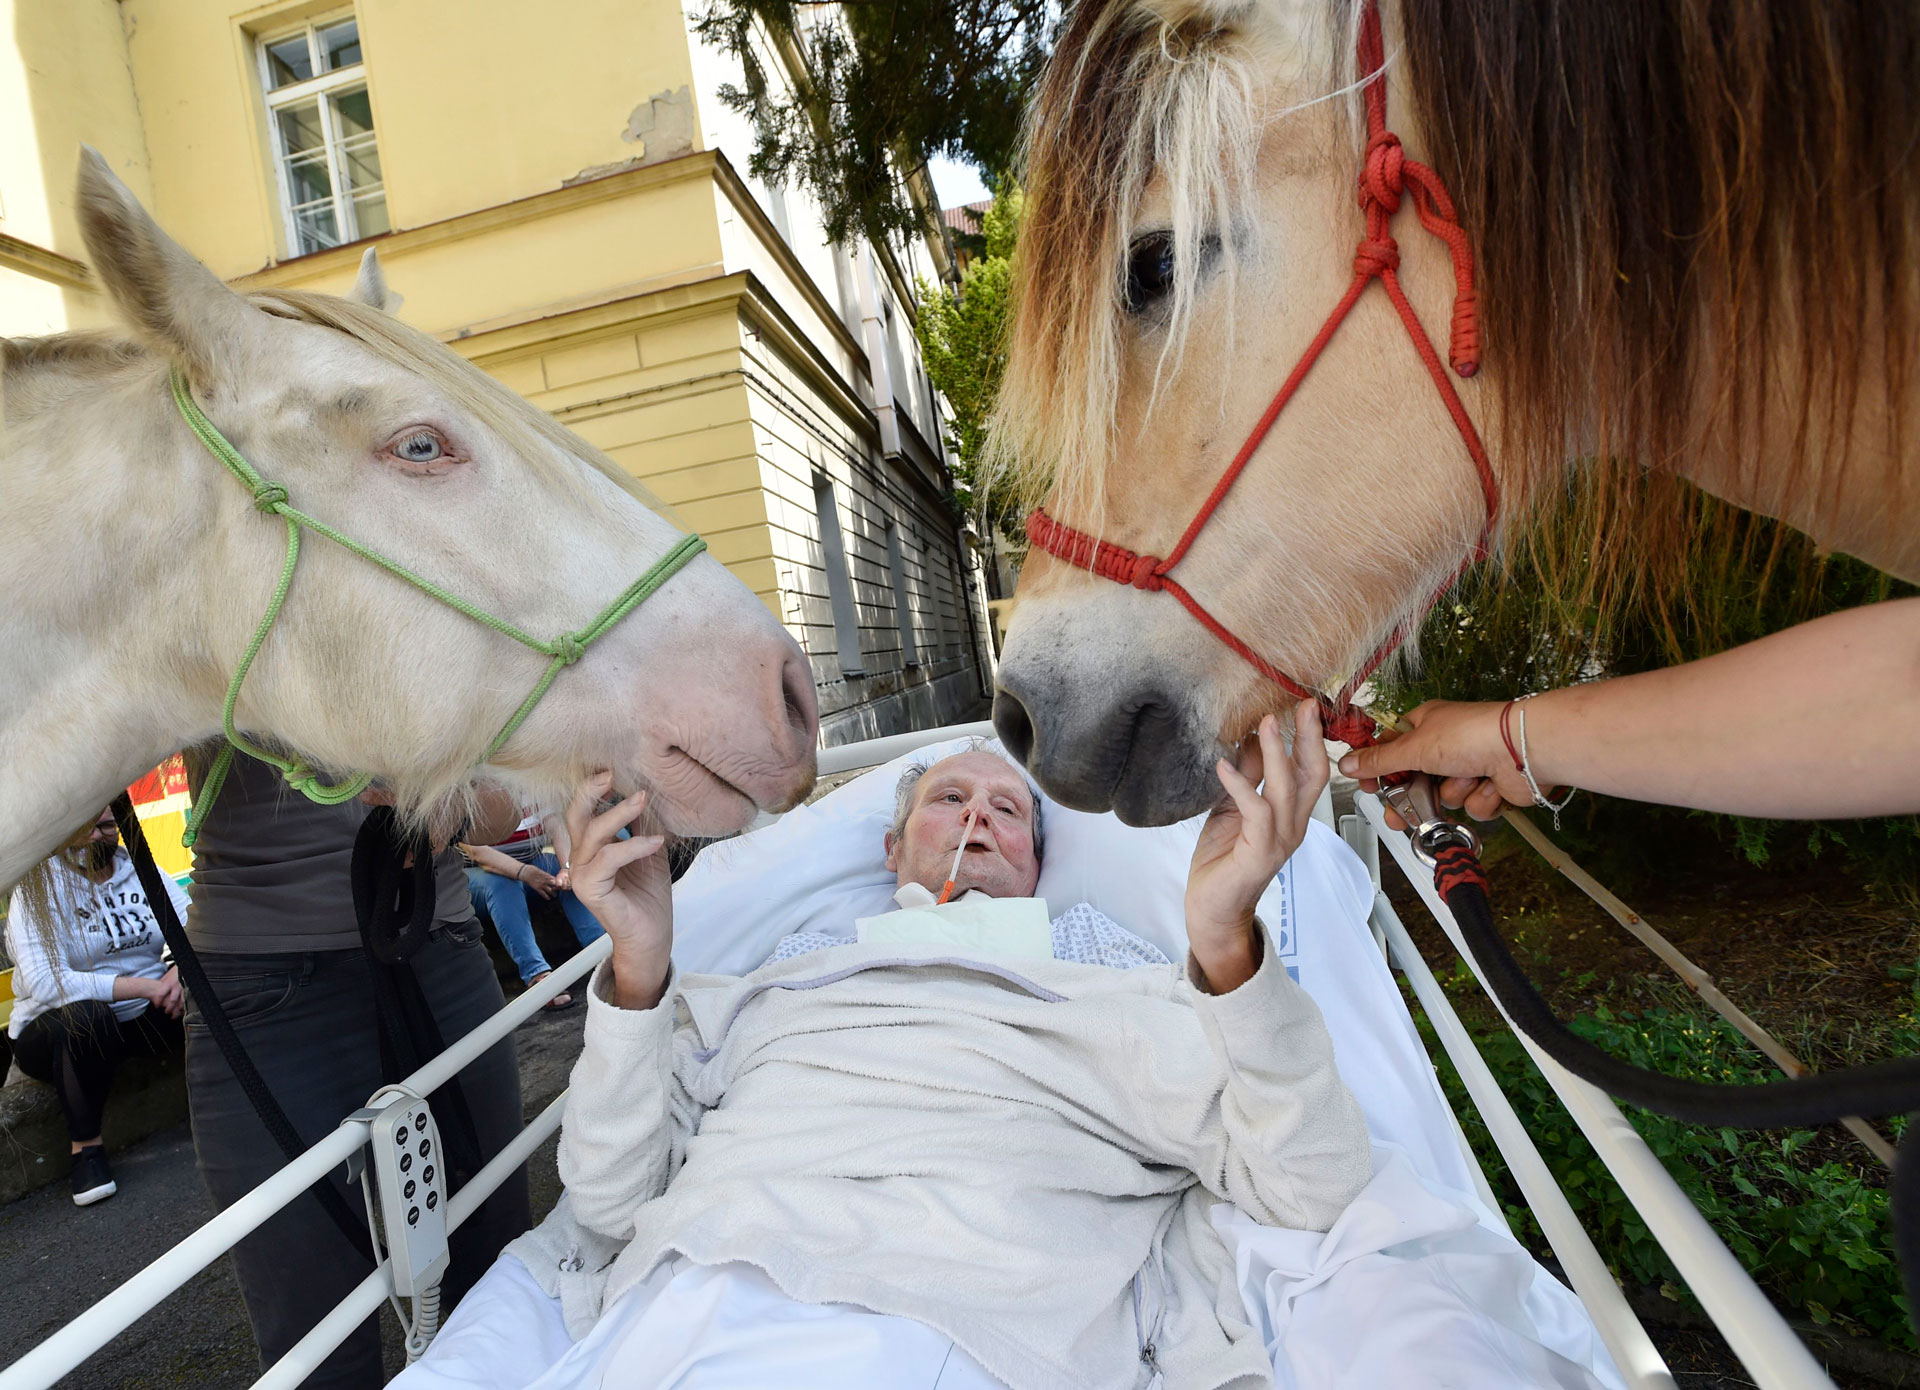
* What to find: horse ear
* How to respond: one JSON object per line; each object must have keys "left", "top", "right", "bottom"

{"left": 74, "top": 146, "right": 262, "bottom": 381}
{"left": 348, "top": 246, "right": 404, "bottom": 314}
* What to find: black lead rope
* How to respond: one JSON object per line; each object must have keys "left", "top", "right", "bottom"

{"left": 348, "top": 808, "right": 487, "bottom": 1193}
{"left": 109, "top": 795, "right": 371, "bottom": 1259}
{"left": 1424, "top": 839, "right": 1920, "bottom": 1332}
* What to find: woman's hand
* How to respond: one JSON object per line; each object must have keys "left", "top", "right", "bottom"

{"left": 152, "top": 966, "right": 183, "bottom": 1019}
{"left": 563, "top": 772, "right": 672, "bottom": 1011}
{"left": 1185, "top": 704, "right": 1330, "bottom": 993}
{"left": 1337, "top": 700, "right": 1527, "bottom": 828}
{"left": 118, "top": 968, "right": 184, "bottom": 1018}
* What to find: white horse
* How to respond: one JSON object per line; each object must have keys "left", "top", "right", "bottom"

{"left": 0, "top": 151, "right": 819, "bottom": 889}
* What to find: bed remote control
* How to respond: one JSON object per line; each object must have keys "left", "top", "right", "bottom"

{"left": 365, "top": 1092, "right": 450, "bottom": 1298}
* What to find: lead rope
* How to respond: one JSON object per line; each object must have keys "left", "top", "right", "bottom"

{"left": 169, "top": 367, "right": 707, "bottom": 845}
{"left": 110, "top": 794, "right": 373, "bottom": 1259}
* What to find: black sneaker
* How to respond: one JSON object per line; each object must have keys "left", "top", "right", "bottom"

{"left": 69, "top": 1145, "right": 116, "bottom": 1206}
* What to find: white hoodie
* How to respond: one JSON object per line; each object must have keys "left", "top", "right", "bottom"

{"left": 5, "top": 849, "right": 187, "bottom": 1036}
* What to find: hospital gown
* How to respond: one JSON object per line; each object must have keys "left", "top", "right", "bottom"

{"left": 765, "top": 900, "right": 1173, "bottom": 971}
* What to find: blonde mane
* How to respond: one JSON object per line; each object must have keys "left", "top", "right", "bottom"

{"left": 991, "top": 0, "right": 1354, "bottom": 523}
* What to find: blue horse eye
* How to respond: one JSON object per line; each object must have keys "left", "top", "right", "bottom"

{"left": 399, "top": 432, "right": 442, "bottom": 461}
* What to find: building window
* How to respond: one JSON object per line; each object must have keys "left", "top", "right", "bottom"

{"left": 943, "top": 548, "right": 966, "bottom": 661}
{"left": 813, "top": 474, "right": 865, "bottom": 676}
{"left": 256, "top": 14, "right": 387, "bottom": 256}
{"left": 885, "top": 519, "right": 918, "bottom": 668}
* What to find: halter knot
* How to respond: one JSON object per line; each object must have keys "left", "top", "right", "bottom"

{"left": 251, "top": 483, "right": 289, "bottom": 513}
{"left": 1353, "top": 236, "right": 1400, "bottom": 280}
{"left": 1359, "top": 131, "right": 1405, "bottom": 214}
{"left": 552, "top": 634, "right": 586, "bottom": 665}
{"left": 1319, "top": 703, "right": 1381, "bottom": 751}
{"left": 1126, "top": 554, "right": 1163, "bottom": 590}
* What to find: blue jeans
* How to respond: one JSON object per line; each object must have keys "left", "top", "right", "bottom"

{"left": 465, "top": 852, "right": 605, "bottom": 983}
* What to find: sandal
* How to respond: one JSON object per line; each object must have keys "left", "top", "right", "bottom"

{"left": 528, "top": 971, "right": 573, "bottom": 1010}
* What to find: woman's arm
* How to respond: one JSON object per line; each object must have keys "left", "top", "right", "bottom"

{"left": 462, "top": 842, "right": 531, "bottom": 882}
{"left": 1342, "top": 597, "right": 1920, "bottom": 820}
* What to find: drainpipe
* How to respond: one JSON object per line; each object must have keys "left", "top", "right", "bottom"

{"left": 852, "top": 242, "right": 902, "bottom": 458}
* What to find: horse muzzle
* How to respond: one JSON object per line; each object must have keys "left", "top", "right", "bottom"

{"left": 993, "top": 668, "right": 1221, "bottom": 827}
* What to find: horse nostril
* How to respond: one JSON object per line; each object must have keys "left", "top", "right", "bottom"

{"left": 992, "top": 688, "right": 1035, "bottom": 765}
{"left": 780, "top": 654, "right": 818, "bottom": 742}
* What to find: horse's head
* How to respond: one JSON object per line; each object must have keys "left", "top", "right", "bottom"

{"left": 990, "top": 0, "right": 1493, "bottom": 824}
{"left": 73, "top": 150, "right": 817, "bottom": 836}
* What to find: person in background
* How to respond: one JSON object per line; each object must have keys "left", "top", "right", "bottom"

{"left": 5, "top": 807, "right": 187, "bottom": 1206}
{"left": 183, "top": 750, "right": 529, "bottom": 1389}
{"left": 462, "top": 812, "right": 605, "bottom": 1010}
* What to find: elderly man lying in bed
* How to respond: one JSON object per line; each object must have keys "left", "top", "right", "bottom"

{"left": 505, "top": 706, "right": 1370, "bottom": 1390}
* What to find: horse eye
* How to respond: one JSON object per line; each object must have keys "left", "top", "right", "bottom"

{"left": 1123, "top": 233, "right": 1177, "bottom": 315}
{"left": 389, "top": 430, "right": 445, "bottom": 464}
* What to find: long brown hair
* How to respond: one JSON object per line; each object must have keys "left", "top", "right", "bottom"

{"left": 5, "top": 816, "right": 115, "bottom": 989}
{"left": 1400, "top": 0, "right": 1920, "bottom": 613}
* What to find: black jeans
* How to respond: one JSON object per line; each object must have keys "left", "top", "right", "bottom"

{"left": 12, "top": 1000, "right": 183, "bottom": 1144}
{"left": 185, "top": 922, "right": 530, "bottom": 1388}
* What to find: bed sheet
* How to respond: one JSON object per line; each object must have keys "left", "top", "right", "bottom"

{"left": 402, "top": 738, "right": 1625, "bottom": 1389}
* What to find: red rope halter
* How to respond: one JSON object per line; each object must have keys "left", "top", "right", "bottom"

{"left": 1023, "top": 2, "right": 1498, "bottom": 750}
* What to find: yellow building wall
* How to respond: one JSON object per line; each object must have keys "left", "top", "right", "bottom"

{"left": 120, "top": 0, "right": 701, "bottom": 279}
{"left": 0, "top": 0, "right": 149, "bottom": 334}
{"left": 460, "top": 285, "right": 785, "bottom": 616}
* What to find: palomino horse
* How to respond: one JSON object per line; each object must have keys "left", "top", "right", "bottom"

{"left": 0, "top": 151, "right": 818, "bottom": 890}
{"left": 990, "top": 0, "right": 1919, "bottom": 824}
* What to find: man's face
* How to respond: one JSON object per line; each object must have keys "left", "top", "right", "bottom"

{"left": 885, "top": 752, "right": 1041, "bottom": 899}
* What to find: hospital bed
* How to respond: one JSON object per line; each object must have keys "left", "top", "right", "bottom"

{"left": 0, "top": 722, "right": 1839, "bottom": 1389}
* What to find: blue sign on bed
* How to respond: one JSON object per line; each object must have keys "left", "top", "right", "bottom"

{"left": 1272, "top": 862, "right": 1300, "bottom": 982}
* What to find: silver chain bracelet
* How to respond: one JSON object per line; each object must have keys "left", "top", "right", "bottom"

{"left": 1515, "top": 694, "right": 1578, "bottom": 829}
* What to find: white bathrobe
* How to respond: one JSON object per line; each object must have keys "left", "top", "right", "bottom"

{"left": 507, "top": 922, "right": 1372, "bottom": 1390}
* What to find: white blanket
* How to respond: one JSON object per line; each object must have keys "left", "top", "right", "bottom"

{"left": 400, "top": 738, "right": 1625, "bottom": 1390}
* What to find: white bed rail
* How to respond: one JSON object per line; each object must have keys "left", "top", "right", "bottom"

{"left": 0, "top": 935, "right": 611, "bottom": 1390}
{"left": 1350, "top": 791, "right": 1837, "bottom": 1390}
{"left": 0, "top": 723, "right": 1841, "bottom": 1390}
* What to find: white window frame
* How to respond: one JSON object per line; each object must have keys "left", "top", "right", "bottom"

{"left": 255, "top": 12, "right": 383, "bottom": 257}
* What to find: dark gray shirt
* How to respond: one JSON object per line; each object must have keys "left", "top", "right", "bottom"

{"left": 185, "top": 751, "right": 473, "bottom": 955}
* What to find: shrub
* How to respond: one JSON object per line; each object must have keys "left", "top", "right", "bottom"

{"left": 1417, "top": 964, "right": 1915, "bottom": 1348}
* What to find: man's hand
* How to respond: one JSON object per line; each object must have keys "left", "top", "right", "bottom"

{"left": 1185, "top": 704, "right": 1329, "bottom": 994}
{"left": 564, "top": 772, "right": 672, "bottom": 1011}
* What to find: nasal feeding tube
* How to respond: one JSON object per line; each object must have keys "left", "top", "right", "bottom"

{"left": 935, "top": 804, "right": 980, "bottom": 905}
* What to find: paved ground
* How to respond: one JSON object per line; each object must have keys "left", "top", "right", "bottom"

{"left": 0, "top": 1003, "right": 585, "bottom": 1389}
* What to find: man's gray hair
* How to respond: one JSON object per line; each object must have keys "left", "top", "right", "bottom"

{"left": 888, "top": 738, "right": 1044, "bottom": 859}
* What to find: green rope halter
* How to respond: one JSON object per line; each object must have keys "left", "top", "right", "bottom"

{"left": 169, "top": 367, "right": 707, "bottom": 847}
